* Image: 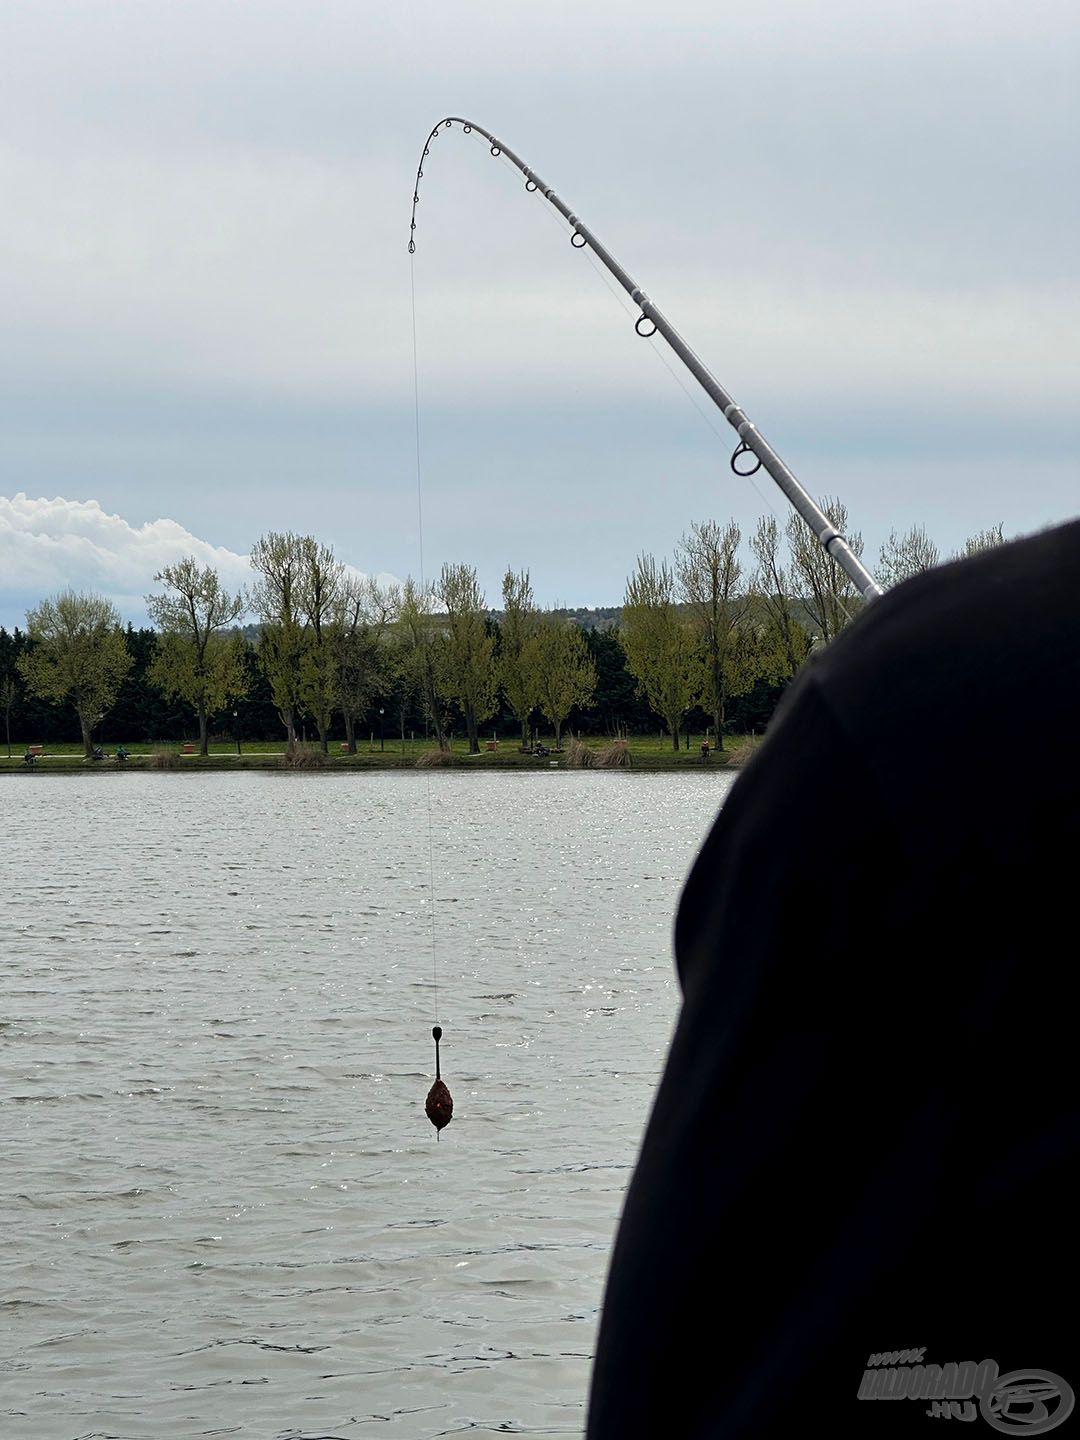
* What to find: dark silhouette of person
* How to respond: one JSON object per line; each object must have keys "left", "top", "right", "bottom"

{"left": 587, "top": 519, "right": 1079, "bottom": 1438}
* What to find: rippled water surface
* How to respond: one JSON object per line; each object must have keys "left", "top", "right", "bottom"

{"left": 3, "top": 770, "right": 734, "bottom": 1440}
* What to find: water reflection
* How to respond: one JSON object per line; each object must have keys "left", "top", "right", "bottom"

{"left": 3, "top": 771, "right": 733, "bottom": 1438}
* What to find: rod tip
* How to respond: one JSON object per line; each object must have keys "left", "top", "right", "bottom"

{"left": 432, "top": 1025, "right": 442, "bottom": 1041}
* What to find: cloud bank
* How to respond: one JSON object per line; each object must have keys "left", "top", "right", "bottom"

{"left": 0, "top": 493, "right": 253, "bottom": 626}
{"left": 0, "top": 493, "right": 404, "bottom": 632}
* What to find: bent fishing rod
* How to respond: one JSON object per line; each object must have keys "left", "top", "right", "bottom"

{"left": 409, "top": 117, "right": 883, "bottom": 603}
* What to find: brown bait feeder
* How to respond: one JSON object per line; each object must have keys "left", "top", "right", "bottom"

{"left": 425, "top": 1024, "right": 453, "bottom": 1138}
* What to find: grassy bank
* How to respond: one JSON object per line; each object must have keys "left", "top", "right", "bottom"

{"left": 0, "top": 733, "right": 761, "bottom": 773}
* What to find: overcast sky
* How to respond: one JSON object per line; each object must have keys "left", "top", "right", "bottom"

{"left": 1, "top": 0, "right": 1077, "bottom": 629}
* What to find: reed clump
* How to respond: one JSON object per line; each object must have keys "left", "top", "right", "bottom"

{"left": 593, "top": 739, "right": 632, "bottom": 768}
{"left": 415, "top": 748, "right": 452, "bottom": 768}
{"left": 565, "top": 737, "right": 594, "bottom": 768}
{"left": 150, "top": 748, "right": 180, "bottom": 769}
{"left": 280, "top": 744, "right": 329, "bottom": 769}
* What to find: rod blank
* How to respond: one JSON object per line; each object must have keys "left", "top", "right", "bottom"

{"left": 410, "top": 117, "right": 883, "bottom": 604}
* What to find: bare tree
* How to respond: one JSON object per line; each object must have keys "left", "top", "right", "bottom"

{"left": 146, "top": 557, "right": 248, "bottom": 755}
{"left": 958, "top": 523, "right": 1006, "bottom": 558}
{"left": 876, "top": 526, "right": 940, "bottom": 589}
{"left": 749, "top": 515, "right": 811, "bottom": 679}
{"left": 786, "top": 498, "right": 864, "bottom": 644}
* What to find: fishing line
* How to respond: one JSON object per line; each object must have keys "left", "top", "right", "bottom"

{"left": 404, "top": 118, "right": 861, "bottom": 1127}
{"left": 410, "top": 238, "right": 453, "bottom": 1138}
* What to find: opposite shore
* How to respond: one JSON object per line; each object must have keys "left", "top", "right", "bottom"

{"left": 1, "top": 734, "right": 759, "bottom": 774}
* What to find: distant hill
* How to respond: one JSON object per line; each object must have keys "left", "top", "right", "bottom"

{"left": 485, "top": 605, "right": 622, "bottom": 630}
{"left": 243, "top": 598, "right": 829, "bottom": 637}
{"left": 242, "top": 609, "right": 624, "bottom": 637}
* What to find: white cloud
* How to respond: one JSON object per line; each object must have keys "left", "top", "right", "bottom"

{"left": 0, "top": 493, "right": 402, "bottom": 629}
{"left": 0, "top": 494, "right": 254, "bottom": 622}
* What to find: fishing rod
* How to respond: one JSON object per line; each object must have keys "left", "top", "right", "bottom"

{"left": 409, "top": 116, "right": 883, "bottom": 603}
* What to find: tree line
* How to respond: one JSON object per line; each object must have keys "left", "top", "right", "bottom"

{"left": 1, "top": 514, "right": 1005, "bottom": 758}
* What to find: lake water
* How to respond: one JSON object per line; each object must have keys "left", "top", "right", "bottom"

{"left": 2, "top": 770, "right": 735, "bottom": 1440}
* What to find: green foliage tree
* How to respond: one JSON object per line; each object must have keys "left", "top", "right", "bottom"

{"left": 250, "top": 531, "right": 308, "bottom": 752}
{"left": 876, "top": 525, "right": 940, "bottom": 588}
{"left": 676, "top": 519, "right": 755, "bottom": 750}
{"left": 145, "top": 557, "right": 248, "bottom": 755}
{"left": 18, "top": 591, "right": 133, "bottom": 756}
{"left": 620, "top": 555, "right": 697, "bottom": 750}
{"left": 384, "top": 629, "right": 419, "bottom": 753}
{"left": 498, "top": 568, "right": 542, "bottom": 750}
{"left": 535, "top": 612, "right": 597, "bottom": 750}
{"left": 297, "top": 537, "right": 345, "bottom": 754}
{"left": 397, "top": 577, "right": 449, "bottom": 750}
{"left": 336, "top": 577, "right": 399, "bottom": 754}
{"left": 437, "top": 563, "right": 497, "bottom": 755}
{"left": 116, "top": 625, "right": 200, "bottom": 744}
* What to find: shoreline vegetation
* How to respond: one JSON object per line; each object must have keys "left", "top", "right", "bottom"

{"left": 1, "top": 733, "right": 761, "bottom": 774}
{"left": 3, "top": 525, "right": 1005, "bottom": 769}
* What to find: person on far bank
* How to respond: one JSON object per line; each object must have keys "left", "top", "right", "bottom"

{"left": 587, "top": 518, "right": 1080, "bottom": 1439}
